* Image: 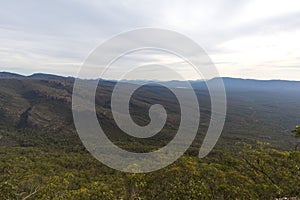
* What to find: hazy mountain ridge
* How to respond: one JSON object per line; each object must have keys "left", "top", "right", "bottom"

{"left": 1, "top": 71, "right": 300, "bottom": 91}
{"left": 122, "top": 77, "right": 300, "bottom": 91}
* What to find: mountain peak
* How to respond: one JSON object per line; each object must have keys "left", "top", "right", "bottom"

{"left": 0, "top": 72, "right": 25, "bottom": 78}
{"left": 28, "top": 73, "right": 65, "bottom": 79}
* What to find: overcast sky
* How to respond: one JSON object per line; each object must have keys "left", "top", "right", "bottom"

{"left": 0, "top": 0, "right": 300, "bottom": 80}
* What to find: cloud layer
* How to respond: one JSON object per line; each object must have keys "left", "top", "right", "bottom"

{"left": 0, "top": 0, "right": 300, "bottom": 80}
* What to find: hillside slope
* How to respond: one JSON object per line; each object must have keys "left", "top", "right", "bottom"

{"left": 0, "top": 73, "right": 300, "bottom": 151}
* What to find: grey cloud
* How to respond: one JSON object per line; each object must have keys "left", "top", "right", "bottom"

{"left": 0, "top": 0, "right": 299, "bottom": 80}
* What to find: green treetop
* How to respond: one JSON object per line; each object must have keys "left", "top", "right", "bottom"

{"left": 292, "top": 125, "right": 300, "bottom": 137}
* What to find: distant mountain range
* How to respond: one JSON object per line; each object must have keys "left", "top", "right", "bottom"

{"left": 1, "top": 72, "right": 299, "bottom": 92}
{"left": 121, "top": 77, "right": 300, "bottom": 92}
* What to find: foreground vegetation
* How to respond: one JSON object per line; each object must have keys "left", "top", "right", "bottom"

{"left": 0, "top": 142, "right": 299, "bottom": 200}
{"left": 0, "top": 75, "right": 300, "bottom": 199}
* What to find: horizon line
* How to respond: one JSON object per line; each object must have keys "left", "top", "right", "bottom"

{"left": 1, "top": 71, "right": 300, "bottom": 82}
